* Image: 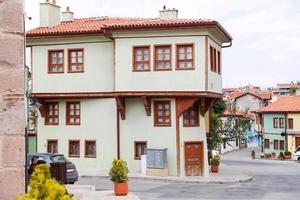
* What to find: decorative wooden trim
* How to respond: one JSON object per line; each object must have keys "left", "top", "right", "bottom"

{"left": 132, "top": 45, "right": 151, "bottom": 72}
{"left": 66, "top": 101, "right": 81, "bottom": 125}
{"left": 67, "top": 48, "right": 84, "bottom": 73}
{"left": 199, "top": 97, "right": 218, "bottom": 116}
{"left": 31, "top": 91, "right": 223, "bottom": 99}
{"left": 134, "top": 141, "right": 147, "bottom": 160}
{"left": 84, "top": 140, "right": 96, "bottom": 158}
{"left": 68, "top": 139, "right": 80, "bottom": 158}
{"left": 115, "top": 96, "right": 125, "bottom": 120}
{"left": 153, "top": 44, "right": 172, "bottom": 71}
{"left": 142, "top": 96, "right": 151, "bottom": 116}
{"left": 154, "top": 101, "right": 171, "bottom": 127}
{"left": 48, "top": 49, "right": 64, "bottom": 74}
{"left": 175, "top": 43, "right": 195, "bottom": 70}
{"left": 205, "top": 36, "right": 208, "bottom": 90}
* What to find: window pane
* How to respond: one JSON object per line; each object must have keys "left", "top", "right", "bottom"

{"left": 144, "top": 63, "right": 149, "bottom": 69}
{"left": 157, "top": 54, "right": 163, "bottom": 60}
{"left": 187, "top": 53, "right": 192, "bottom": 59}
{"left": 78, "top": 51, "right": 83, "bottom": 57}
{"left": 58, "top": 52, "right": 63, "bottom": 58}
{"left": 187, "top": 47, "right": 192, "bottom": 53}
{"left": 144, "top": 54, "right": 149, "bottom": 61}
{"left": 136, "top": 55, "right": 142, "bottom": 61}
{"left": 179, "top": 48, "right": 185, "bottom": 53}
{"left": 136, "top": 49, "right": 142, "bottom": 55}
{"left": 187, "top": 62, "right": 192, "bottom": 68}
{"left": 164, "top": 104, "right": 169, "bottom": 109}
{"left": 165, "top": 54, "right": 170, "bottom": 60}
{"left": 52, "top": 56, "right": 56, "bottom": 64}
{"left": 144, "top": 49, "right": 149, "bottom": 54}
{"left": 165, "top": 48, "right": 170, "bottom": 54}
{"left": 71, "top": 51, "right": 76, "bottom": 57}
{"left": 71, "top": 57, "right": 76, "bottom": 63}
{"left": 58, "top": 57, "right": 63, "bottom": 64}
{"left": 158, "top": 118, "right": 163, "bottom": 123}
{"left": 158, "top": 111, "right": 163, "bottom": 116}
{"left": 165, "top": 110, "right": 170, "bottom": 115}
{"left": 158, "top": 104, "right": 163, "bottom": 109}
{"left": 157, "top": 48, "right": 163, "bottom": 54}
{"left": 179, "top": 53, "right": 185, "bottom": 60}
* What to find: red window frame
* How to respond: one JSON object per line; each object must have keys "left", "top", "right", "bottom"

{"left": 133, "top": 46, "right": 151, "bottom": 71}
{"left": 85, "top": 140, "right": 96, "bottom": 158}
{"left": 134, "top": 141, "right": 147, "bottom": 160}
{"left": 154, "top": 101, "right": 171, "bottom": 127}
{"left": 45, "top": 102, "right": 59, "bottom": 125}
{"left": 48, "top": 49, "right": 64, "bottom": 73}
{"left": 68, "top": 48, "right": 84, "bottom": 73}
{"left": 288, "top": 118, "right": 294, "bottom": 129}
{"left": 66, "top": 102, "right": 80, "bottom": 125}
{"left": 273, "top": 118, "right": 278, "bottom": 128}
{"left": 279, "top": 118, "right": 284, "bottom": 128}
{"left": 154, "top": 45, "right": 172, "bottom": 70}
{"left": 279, "top": 140, "right": 284, "bottom": 150}
{"left": 47, "top": 139, "right": 58, "bottom": 154}
{"left": 69, "top": 140, "right": 80, "bottom": 157}
{"left": 217, "top": 51, "right": 221, "bottom": 74}
{"left": 264, "top": 139, "right": 270, "bottom": 149}
{"left": 274, "top": 139, "right": 279, "bottom": 150}
{"left": 183, "top": 102, "right": 199, "bottom": 127}
{"left": 176, "top": 44, "right": 194, "bottom": 70}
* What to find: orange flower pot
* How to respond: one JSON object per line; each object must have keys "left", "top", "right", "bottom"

{"left": 114, "top": 182, "right": 128, "bottom": 196}
{"left": 211, "top": 165, "right": 219, "bottom": 173}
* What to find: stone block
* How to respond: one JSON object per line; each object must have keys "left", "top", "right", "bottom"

{"left": 0, "top": 167, "right": 25, "bottom": 200}
{"left": 0, "top": 0, "right": 23, "bottom": 33}
{"left": 0, "top": 36, "right": 24, "bottom": 68}
{"left": 0, "top": 135, "right": 25, "bottom": 167}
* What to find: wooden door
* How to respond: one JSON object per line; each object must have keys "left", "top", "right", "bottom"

{"left": 295, "top": 137, "right": 300, "bottom": 148}
{"left": 185, "top": 142, "right": 203, "bottom": 176}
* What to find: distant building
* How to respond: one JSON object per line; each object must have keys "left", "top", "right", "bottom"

{"left": 277, "top": 82, "right": 300, "bottom": 96}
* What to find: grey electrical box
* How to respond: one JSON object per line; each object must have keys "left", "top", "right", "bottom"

{"left": 146, "top": 148, "right": 167, "bottom": 169}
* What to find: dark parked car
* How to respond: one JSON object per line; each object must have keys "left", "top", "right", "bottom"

{"left": 27, "top": 153, "right": 78, "bottom": 184}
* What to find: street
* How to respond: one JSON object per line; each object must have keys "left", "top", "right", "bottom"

{"left": 77, "top": 148, "right": 300, "bottom": 199}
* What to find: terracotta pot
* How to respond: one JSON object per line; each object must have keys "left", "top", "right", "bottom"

{"left": 114, "top": 182, "right": 128, "bottom": 196}
{"left": 252, "top": 156, "right": 255, "bottom": 159}
{"left": 211, "top": 165, "right": 219, "bottom": 173}
{"left": 284, "top": 155, "right": 291, "bottom": 160}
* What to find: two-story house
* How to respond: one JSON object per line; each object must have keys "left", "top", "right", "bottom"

{"left": 26, "top": 1, "right": 232, "bottom": 177}
{"left": 255, "top": 96, "right": 300, "bottom": 155}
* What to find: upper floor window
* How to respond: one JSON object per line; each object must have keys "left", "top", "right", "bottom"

{"left": 183, "top": 102, "right": 199, "bottom": 127}
{"left": 134, "top": 141, "right": 147, "bottom": 160}
{"left": 48, "top": 50, "right": 64, "bottom": 73}
{"left": 280, "top": 140, "right": 284, "bottom": 150}
{"left": 68, "top": 49, "right": 84, "bottom": 73}
{"left": 66, "top": 102, "right": 80, "bottom": 125}
{"left": 45, "top": 102, "right": 59, "bottom": 125}
{"left": 273, "top": 118, "right": 278, "bottom": 128}
{"left": 47, "top": 139, "right": 58, "bottom": 154}
{"left": 217, "top": 51, "right": 221, "bottom": 74}
{"left": 274, "top": 139, "right": 279, "bottom": 150}
{"left": 133, "top": 46, "right": 150, "bottom": 71}
{"left": 154, "top": 45, "right": 172, "bottom": 70}
{"left": 176, "top": 44, "right": 194, "bottom": 70}
{"left": 210, "top": 46, "right": 219, "bottom": 73}
{"left": 69, "top": 140, "right": 80, "bottom": 157}
{"left": 288, "top": 118, "right": 294, "bottom": 129}
{"left": 154, "top": 101, "right": 171, "bottom": 126}
{"left": 85, "top": 140, "right": 96, "bottom": 158}
{"left": 279, "top": 117, "right": 284, "bottom": 128}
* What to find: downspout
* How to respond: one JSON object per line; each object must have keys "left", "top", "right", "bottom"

{"left": 117, "top": 109, "right": 120, "bottom": 159}
{"left": 285, "top": 113, "right": 288, "bottom": 152}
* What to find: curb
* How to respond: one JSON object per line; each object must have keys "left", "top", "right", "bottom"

{"left": 80, "top": 174, "right": 254, "bottom": 184}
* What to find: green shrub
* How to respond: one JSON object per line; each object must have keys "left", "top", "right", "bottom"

{"left": 211, "top": 155, "right": 220, "bottom": 166}
{"left": 16, "top": 164, "right": 72, "bottom": 200}
{"left": 279, "top": 152, "right": 284, "bottom": 158}
{"left": 109, "top": 159, "right": 129, "bottom": 183}
{"left": 284, "top": 151, "right": 292, "bottom": 156}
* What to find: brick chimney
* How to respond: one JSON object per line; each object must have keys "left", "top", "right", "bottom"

{"left": 62, "top": 6, "right": 74, "bottom": 22}
{"left": 159, "top": 6, "right": 178, "bottom": 20}
{"left": 40, "top": 0, "right": 61, "bottom": 27}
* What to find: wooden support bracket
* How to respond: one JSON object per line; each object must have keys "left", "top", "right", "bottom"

{"left": 142, "top": 96, "right": 151, "bottom": 116}
{"left": 115, "top": 96, "right": 125, "bottom": 120}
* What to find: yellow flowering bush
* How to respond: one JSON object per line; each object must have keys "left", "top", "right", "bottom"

{"left": 109, "top": 159, "right": 129, "bottom": 183}
{"left": 16, "top": 164, "right": 72, "bottom": 200}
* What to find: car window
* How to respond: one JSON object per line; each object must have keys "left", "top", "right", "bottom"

{"left": 50, "top": 155, "right": 68, "bottom": 162}
{"left": 296, "top": 147, "right": 300, "bottom": 152}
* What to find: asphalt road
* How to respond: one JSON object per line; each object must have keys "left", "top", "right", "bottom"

{"left": 77, "top": 148, "right": 300, "bottom": 200}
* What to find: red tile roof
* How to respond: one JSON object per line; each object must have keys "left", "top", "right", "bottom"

{"left": 226, "top": 91, "right": 271, "bottom": 101}
{"left": 255, "top": 96, "right": 300, "bottom": 113}
{"left": 26, "top": 17, "right": 232, "bottom": 40}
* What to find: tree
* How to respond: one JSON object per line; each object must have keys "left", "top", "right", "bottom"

{"left": 290, "top": 85, "right": 297, "bottom": 96}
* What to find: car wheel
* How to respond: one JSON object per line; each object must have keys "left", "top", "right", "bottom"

{"left": 69, "top": 181, "right": 75, "bottom": 184}
{"left": 298, "top": 157, "right": 300, "bottom": 161}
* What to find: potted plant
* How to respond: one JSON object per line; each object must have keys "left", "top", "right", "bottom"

{"left": 265, "top": 153, "right": 272, "bottom": 159}
{"left": 109, "top": 159, "right": 129, "bottom": 196}
{"left": 211, "top": 155, "right": 220, "bottom": 173}
{"left": 284, "top": 151, "right": 292, "bottom": 159}
{"left": 251, "top": 150, "right": 256, "bottom": 159}
{"left": 278, "top": 152, "right": 285, "bottom": 160}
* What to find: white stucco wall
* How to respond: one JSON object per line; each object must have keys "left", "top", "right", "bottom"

{"left": 120, "top": 98, "right": 208, "bottom": 177}
{"left": 115, "top": 36, "right": 206, "bottom": 91}
{"left": 235, "top": 94, "right": 261, "bottom": 111}
{"left": 32, "top": 42, "right": 113, "bottom": 93}
{"left": 37, "top": 98, "right": 117, "bottom": 173}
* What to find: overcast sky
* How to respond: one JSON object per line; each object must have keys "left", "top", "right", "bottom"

{"left": 25, "top": 0, "right": 300, "bottom": 88}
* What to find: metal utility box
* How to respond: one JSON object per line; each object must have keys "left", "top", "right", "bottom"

{"left": 50, "top": 162, "right": 66, "bottom": 184}
{"left": 146, "top": 148, "right": 167, "bottom": 169}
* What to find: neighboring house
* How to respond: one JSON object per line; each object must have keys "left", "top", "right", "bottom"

{"left": 296, "top": 89, "right": 300, "bottom": 96}
{"left": 277, "top": 83, "right": 300, "bottom": 96}
{"left": 255, "top": 96, "right": 300, "bottom": 155}
{"left": 26, "top": 1, "right": 232, "bottom": 177}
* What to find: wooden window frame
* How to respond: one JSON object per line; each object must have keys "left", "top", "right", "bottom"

{"left": 66, "top": 101, "right": 80, "bottom": 126}
{"left": 84, "top": 140, "right": 96, "bottom": 158}
{"left": 68, "top": 48, "right": 84, "bottom": 73}
{"left": 274, "top": 139, "right": 279, "bottom": 150}
{"left": 176, "top": 43, "right": 195, "bottom": 70}
{"left": 264, "top": 139, "right": 270, "bottom": 149}
{"left": 68, "top": 140, "right": 80, "bottom": 157}
{"left": 217, "top": 51, "right": 221, "bottom": 74}
{"left": 48, "top": 49, "right": 64, "bottom": 74}
{"left": 47, "top": 139, "right": 58, "bottom": 154}
{"left": 273, "top": 118, "right": 278, "bottom": 128}
{"left": 154, "top": 101, "right": 171, "bottom": 127}
{"left": 279, "top": 117, "right": 284, "bottom": 128}
{"left": 154, "top": 44, "right": 172, "bottom": 71}
{"left": 134, "top": 141, "right": 147, "bottom": 160}
{"left": 279, "top": 140, "right": 284, "bottom": 151}
{"left": 288, "top": 118, "right": 294, "bottom": 129}
{"left": 183, "top": 102, "right": 199, "bottom": 127}
{"left": 210, "top": 46, "right": 214, "bottom": 71}
{"left": 132, "top": 45, "right": 151, "bottom": 72}
{"left": 45, "top": 102, "right": 59, "bottom": 125}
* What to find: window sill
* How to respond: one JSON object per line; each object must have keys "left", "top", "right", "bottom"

{"left": 84, "top": 155, "right": 96, "bottom": 158}
{"left": 44, "top": 123, "right": 59, "bottom": 126}
{"left": 48, "top": 71, "right": 64, "bottom": 74}
{"left": 66, "top": 123, "right": 80, "bottom": 126}
{"left": 68, "top": 155, "right": 80, "bottom": 158}
{"left": 183, "top": 124, "right": 200, "bottom": 127}
{"left": 132, "top": 69, "right": 151, "bottom": 72}
{"left": 68, "top": 70, "right": 85, "bottom": 73}
{"left": 175, "top": 68, "right": 195, "bottom": 71}
{"left": 134, "top": 157, "right": 141, "bottom": 160}
{"left": 153, "top": 68, "right": 172, "bottom": 71}
{"left": 154, "top": 124, "right": 172, "bottom": 127}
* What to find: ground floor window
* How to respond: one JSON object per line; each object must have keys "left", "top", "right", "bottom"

{"left": 274, "top": 140, "right": 279, "bottom": 150}
{"left": 134, "top": 141, "right": 147, "bottom": 160}
{"left": 85, "top": 140, "right": 96, "bottom": 158}
{"left": 279, "top": 140, "right": 284, "bottom": 150}
{"left": 264, "top": 139, "right": 270, "bottom": 149}
{"left": 69, "top": 140, "right": 80, "bottom": 157}
{"left": 47, "top": 139, "right": 58, "bottom": 153}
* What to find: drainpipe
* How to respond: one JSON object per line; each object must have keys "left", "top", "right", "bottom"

{"left": 285, "top": 113, "right": 288, "bottom": 152}
{"left": 116, "top": 109, "right": 120, "bottom": 159}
